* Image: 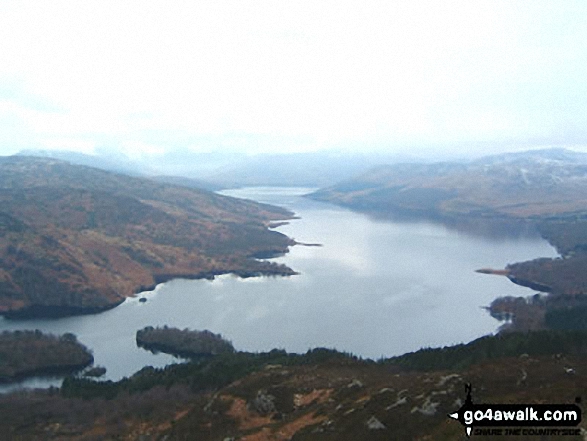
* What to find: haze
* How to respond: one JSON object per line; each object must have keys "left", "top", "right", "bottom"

{"left": 1, "top": 0, "right": 587, "bottom": 162}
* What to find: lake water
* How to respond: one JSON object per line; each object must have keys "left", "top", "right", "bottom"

{"left": 0, "top": 187, "right": 558, "bottom": 391}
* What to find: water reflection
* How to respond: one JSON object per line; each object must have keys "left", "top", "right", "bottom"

{"left": 0, "top": 187, "right": 558, "bottom": 390}
{"left": 346, "top": 207, "right": 542, "bottom": 241}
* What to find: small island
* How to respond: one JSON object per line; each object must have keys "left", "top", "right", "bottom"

{"left": 136, "top": 326, "right": 235, "bottom": 358}
{"left": 0, "top": 330, "right": 93, "bottom": 382}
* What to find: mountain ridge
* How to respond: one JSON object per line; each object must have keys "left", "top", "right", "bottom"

{"left": 309, "top": 148, "right": 587, "bottom": 219}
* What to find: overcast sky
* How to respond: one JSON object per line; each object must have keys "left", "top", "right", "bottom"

{"left": 1, "top": 0, "right": 587, "bottom": 159}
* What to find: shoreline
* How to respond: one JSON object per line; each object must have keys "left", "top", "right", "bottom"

{"left": 475, "top": 268, "right": 510, "bottom": 276}
{"left": 2, "top": 244, "right": 299, "bottom": 320}
{"left": 1, "top": 265, "right": 299, "bottom": 320}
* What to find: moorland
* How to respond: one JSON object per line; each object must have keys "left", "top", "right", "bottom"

{"left": 1, "top": 330, "right": 586, "bottom": 440}
{"left": 0, "top": 156, "right": 295, "bottom": 318}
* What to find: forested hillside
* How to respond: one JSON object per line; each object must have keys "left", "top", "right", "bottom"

{"left": 0, "top": 156, "right": 296, "bottom": 317}
{"left": 2, "top": 332, "right": 586, "bottom": 439}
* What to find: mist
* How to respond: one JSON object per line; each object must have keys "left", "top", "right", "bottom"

{"left": 2, "top": 0, "right": 587, "bottom": 164}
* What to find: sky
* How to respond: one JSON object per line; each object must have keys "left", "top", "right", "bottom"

{"left": 1, "top": 0, "right": 587, "bottom": 160}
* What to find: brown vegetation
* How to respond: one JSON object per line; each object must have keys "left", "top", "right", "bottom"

{"left": 487, "top": 220, "right": 587, "bottom": 331}
{"left": 309, "top": 149, "right": 587, "bottom": 219}
{"left": 2, "top": 334, "right": 587, "bottom": 440}
{"left": 507, "top": 255, "right": 587, "bottom": 295}
{"left": 0, "top": 156, "right": 296, "bottom": 317}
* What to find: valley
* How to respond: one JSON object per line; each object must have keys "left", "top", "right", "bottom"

{"left": 1, "top": 150, "right": 587, "bottom": 440}
{"left": 2, "top": 0, "right": 587, "bottom": 437}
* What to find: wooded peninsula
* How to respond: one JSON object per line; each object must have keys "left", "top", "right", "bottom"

{"left": 0, "top": 330, "right": 93, "bottom": 382}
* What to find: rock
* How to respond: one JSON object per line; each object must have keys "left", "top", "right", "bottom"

{"left": 251, "top": 390, "right": 276, "bottom": 415}
{"left": 517, "top": 368, "right": 528, "bottom": 386}
{"left": 386, "top": 396, "right": 407, "bottom": 410}
{"left": 436, "top": 373, "right": 460, "bottom": 387}
{"left": 263, "top": 364, "right": 283, "bottom": 370}
{"left": 346, "top": 379, "right": 364, "bottom": 388}
{"left": 411, "top": 396, "right": 440, "bottom": 416}
{"left": 366, "top": 416, "right": 386, "bottom": 430}
{"left": 377, "top": 387, "right": 394, "bottom": 394}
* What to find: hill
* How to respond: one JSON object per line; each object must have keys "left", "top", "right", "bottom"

{"left": 1, "top": 331, "right": 586, "bottom": 439}
{"left": 17, "top": 149, "right": 141, "bottom": 176}
{"left": 146, "top": 175, "right": 224, "bottom": 192}
{"left": 17, "top": 149, "right": 224, "bottom": 191}
{"left": 309, "top": 148, "right": 587, "bottom": 219}
{"left": 0, "top": 156, "right": 295, "bottom": 318}
{"left": 310, "top": 148, "right": 587, "bottom": 331}
{"left": 18, "top": 149, "right": 418, "bottom": 189}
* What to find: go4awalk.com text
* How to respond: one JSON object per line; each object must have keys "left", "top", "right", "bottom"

{"left": 448, "top": 384, "right": 582, "bottom": 437}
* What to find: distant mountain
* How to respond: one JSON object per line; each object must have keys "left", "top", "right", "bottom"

{"left": 474, "top": 147, "right": 587, "bottom": 165}
{"left": 309, "top": 148, "right": 587, "bottom": 219}
{"left": 0, "top": 156, "right": 295, "bottom": 318}
{"left": 17, "top": 150, "right": 223, "bottom": 191}
{"left": 203, "top": 151, "right": 420, "bottom": 188}
{"left": 147, "top": 175, "right": 225, "bottom": 192}
{"left": 17, "top": 149, "right": 141, "bottom": 176}
{"left": 18, "top": 149, "right": 421, "bottom": 189}
{"left": 143, "top": 149, "right": 248, "bottom": 177}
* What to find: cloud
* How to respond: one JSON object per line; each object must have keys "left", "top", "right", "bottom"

{"left": 1, "top": 0, "right": 587, "bottom": 157}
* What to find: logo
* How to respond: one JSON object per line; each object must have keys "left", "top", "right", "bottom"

{"left": 448, "top": 383, "right": 582, "bottom": 437}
